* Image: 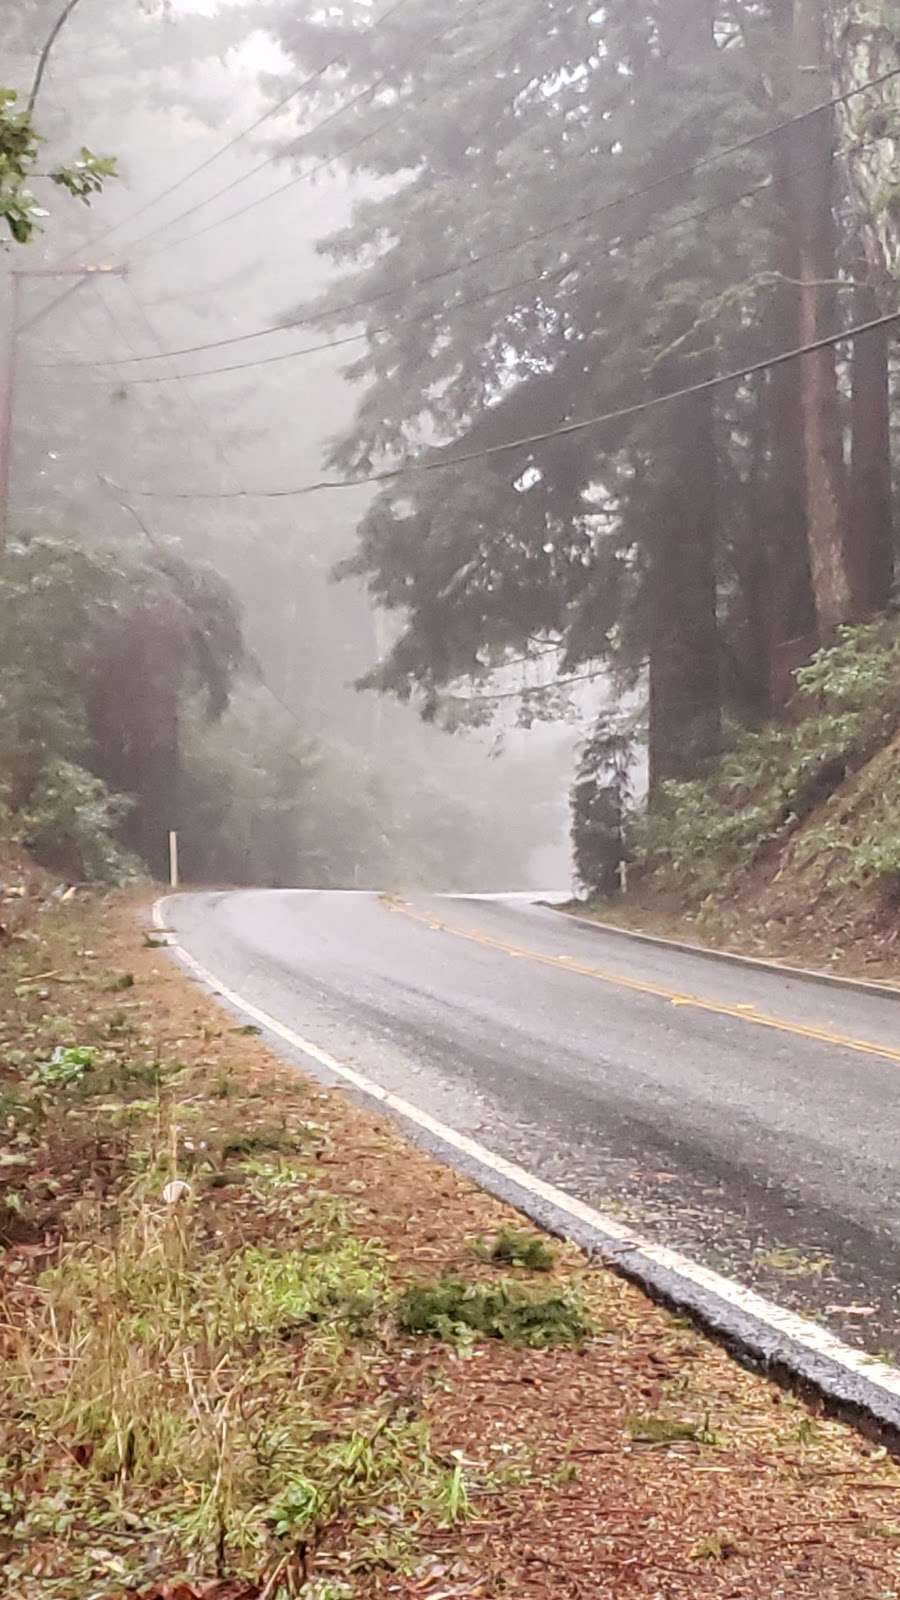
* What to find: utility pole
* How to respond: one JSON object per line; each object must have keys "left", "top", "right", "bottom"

{"left": 0, "top": 262, "right": 127, "bottom": 547}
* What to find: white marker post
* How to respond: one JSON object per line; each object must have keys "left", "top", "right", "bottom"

{"left": 168, "top": 830, "right": 179, "bottom": 889}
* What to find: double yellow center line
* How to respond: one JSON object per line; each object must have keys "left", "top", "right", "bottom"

{"left": 386, "top": 898, "right": 900, "bottom": 1067}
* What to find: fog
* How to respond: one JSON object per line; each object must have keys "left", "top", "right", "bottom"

{"left": 4, "top": 0, "right": 620, "bottom": 891}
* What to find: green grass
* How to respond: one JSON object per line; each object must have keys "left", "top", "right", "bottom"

{"left": 1, "top": 1166, "right": 461, "bottom": 1594}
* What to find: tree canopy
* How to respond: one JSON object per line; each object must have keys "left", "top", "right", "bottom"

{"left": 267, "top": 0, "right": 897, "bottom": 842}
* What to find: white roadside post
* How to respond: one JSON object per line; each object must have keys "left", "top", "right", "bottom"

{"left": 168, "top": 831, "right": 179, "bottom": 890}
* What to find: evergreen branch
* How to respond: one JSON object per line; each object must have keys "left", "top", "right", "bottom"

{"left": 443, "top": 667, "right": 607, "bottom": 705}
{"left": 649, "top": 270, "right": 862, "bottom": 370}
{"left": 107, "top": 307, "right": 900, "bottom": 500}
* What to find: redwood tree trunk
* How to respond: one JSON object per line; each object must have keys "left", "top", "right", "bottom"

{"left": 763, "top": 0, "right": 817, "bottom": 704}
{"left": 791, "top": 0, "right": 852, "bottom": 638}
{"left": 850, "top": 280, "right": 895, "bottom": 614}
{"left": 646, "top": 0, "right": 722, "bottom": 795}
{"left": 647, "top": 388, "right": 721, "bottom": 795}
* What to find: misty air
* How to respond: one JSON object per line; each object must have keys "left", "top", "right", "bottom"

{"left": 2, "top": 2, "right": 900, "bottom": 1595}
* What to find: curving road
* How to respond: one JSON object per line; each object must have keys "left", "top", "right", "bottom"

{"left": 163, "top": 888, "right": 900, "bottom": 1365}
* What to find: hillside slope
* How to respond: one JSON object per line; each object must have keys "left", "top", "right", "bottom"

{"left": 585, "top": 621, "right": 900, "bottom": 982}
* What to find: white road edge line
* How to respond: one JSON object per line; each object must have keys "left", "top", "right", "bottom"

{"left": 154, "top": 894, "right": 900, "bottom": 1406}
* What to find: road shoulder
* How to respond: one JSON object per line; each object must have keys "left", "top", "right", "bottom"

{"left": 4, "top": 891, "right": 900, "bottom": 1599}
{"left": 557, "top": 902, "right": 900, "bottom": 1000}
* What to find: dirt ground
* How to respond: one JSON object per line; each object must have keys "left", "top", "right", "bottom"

{"left": 571, "top": 885, "right": 900, "bottom": 990}
{"left": 2, "top": 893, "right": 899, "bottom": 1599}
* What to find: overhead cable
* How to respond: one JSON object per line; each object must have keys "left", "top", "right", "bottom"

{"left": 50, "top": 63, "right": 900, "bottom": 372}
{"left": 108, "top": 308, "right": 900, "bottom": 501}
{"left": 49, "top": 0, "right": 416, "bottom": 266}
{"left": 82, "top": 133, "right": 887, "bottom": 386}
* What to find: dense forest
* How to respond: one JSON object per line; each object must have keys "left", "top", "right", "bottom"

{"left": 259, "top": 0, "right": 898, "bottom": 904}
{"left": 2, "top": 0, "right": 898, "bottom": 912}
{"left": 1, "top": 1, "right": 569, "bottom": 891}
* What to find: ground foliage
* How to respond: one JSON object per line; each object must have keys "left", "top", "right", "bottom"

{"left": 1, "top": 895, "right": 900, "bottom": 1596}
{"left": 634, "top": 619, "right": 900, "bottom": 900}
{"left": 579, "top": 619, "right": 900, "bottom": 978}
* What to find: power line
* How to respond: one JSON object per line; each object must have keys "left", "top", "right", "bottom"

{"left": 50, "top": 117, "right": 890, "bottom": 384}
{"left": 104, "top": 476, "right": 600, "bottom": 712}
{"left": 99, "top": 264, "right": 574, "bottom": 383}
{"left": 117, "top": 278, "right": 249, "bottom": 497}
{"left": 90, "top": 276, "right": 250, "bottom": 511}
{"left": 135, "top": 57, "right": 900, "bottom": 270}
{"left": 49, "top": 0, "right": 416, "bottom": 267}
{"left": 109, "top": 307, "right": 900, "bottom": 502}
{"left": 83, "top": 132, "right": 888, "bottom": 387}
{"left": 123, "top": 8, "right": 425, "bottom": 256}
{"left": 129, "top": 0, "right": 534, "bottom": 263}
{"left": 50, "top": 62, "right": 900, "bottom": 373}
{"left": 445, "top": 666, "right": 607, "bottom": 705}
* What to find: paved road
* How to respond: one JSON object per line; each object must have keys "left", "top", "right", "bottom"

{"left": 165, "top": 889, "right": 900, "bottom": 1360}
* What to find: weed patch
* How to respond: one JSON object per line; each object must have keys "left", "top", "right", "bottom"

{"left": 397, "top": 1276, "right": 592, "bottom": 1348}
{"left": 221, "top": 1121, "right": 322, "bottom": 1160}
{"left": 31, "top": 1044, "right": 97, "bottom": 1090}
{"left": 473, "top": 1228, "right": 555, "bottom": 1271}
{"left": 627, "top": 1414, "right": 719, "bottom": 1445}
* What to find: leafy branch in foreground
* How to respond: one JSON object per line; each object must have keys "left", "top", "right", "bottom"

{"left": 0, "top": 87, "right": 116, "bottom": 243}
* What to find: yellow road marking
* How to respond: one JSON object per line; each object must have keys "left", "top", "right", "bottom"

{"left": 386, "top": 899, "right": 900, "bottom": 1067}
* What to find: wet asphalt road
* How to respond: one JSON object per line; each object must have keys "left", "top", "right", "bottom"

{"left": 165, "top": 889, "right": 900, "bottom": 1361}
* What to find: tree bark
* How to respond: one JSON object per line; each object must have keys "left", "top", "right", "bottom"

{"left": 731, "top": 378, "right": 777, "bottom": 724}
{"left": 830, "top": 0, "right": 900, "bottom": 311}
{"left": 645, "top": 0, "right": 721, "bottom": 795}
{"left": 849, "top": 279, "right": 895, "bottom": 613}
{"left": 790, "top": 0, "right": 852, "bottom": 637}
{"left": 647, "top": 388, "right": 722, "bottom": 795}
{"left": 760, "top": 0, "right": 818, "bottom": 704}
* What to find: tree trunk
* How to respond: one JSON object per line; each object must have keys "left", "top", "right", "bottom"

{"left": 790, "top": 0, "right": 852, "bottom": 637}
{"left": 647, "top": 388, "right": 722, "bottom": 795}
{"left": 830, "top": 1, "right": 900, "bottom": 311}
{"left": 762, "top": 339, "right": 817, "bottom": 704}
{"left": 731, "top": 378, "right": 777, "bottom": 724}
{"left": 762, "top": 0, "right": 818, "bottom": 704}
{"left": 645, "top": 0, "right": 721, "bottom": 795}
{"left": 849, "top": 279, "right": 895, "bottom": 613}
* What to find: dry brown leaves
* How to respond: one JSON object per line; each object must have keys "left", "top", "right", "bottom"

{"left": 133, "top": 1584, "right": 260, "bottom": 1600}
